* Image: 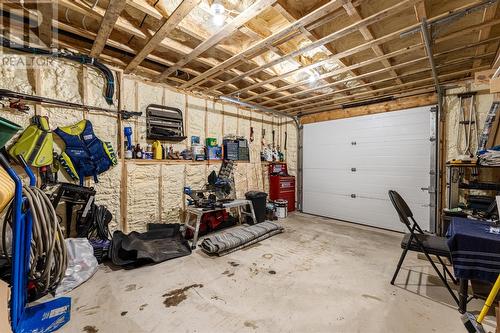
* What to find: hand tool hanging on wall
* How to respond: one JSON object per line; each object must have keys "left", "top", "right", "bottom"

{"left": 1, "top": 36, "right": 116, "bottom": 104}
{"left": 0, "top": 89, "right": 141, "bottom": 119}
{"left": 457, "top": 92, "right": 479, "bottom": 158}
{"left": 284, "top": 131, "right": 287, "bottom": 161}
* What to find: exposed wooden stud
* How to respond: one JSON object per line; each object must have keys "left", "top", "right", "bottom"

{"left": 207, "top": 0, "right": 420, "bottom": 93}
{"left": 414, "top": 0, "right": 428, "bottom": 46}
{"left": 274, "top": 1, "right": 373, "bottom": 93}
{"left": 300, "top": 93, "right": 438, "bottom": 125}
{"left": 179, "top": 0, "right": 348, "bottom": 89}
{"left": 8, "top": 2, "right": 296, "bottom": 102}
{"left": 343, "top": 1, "right": 403, "bottom": 84}
{"left": 117, "top": 71, "right": 128, "bottom": 232}
{"left": 265, "top": 44, "right": 495, "bottom": 110}
{"left": 286, "top": 57, "right": 492, "bottom": 113}
{"left": 434, "top": 18, "right": 500, "bottom": 45}
{"left": 242, "top": 43, "right": 424, "bottom": 101}
{"left": 294, "top": 65, "right": 490, "bottom": 115}
{"left": 6, "top": 0, "right": 499, "bottom": 118}
{"left": 126, "top": 0, "right": 299, "bottom": 90}
{"left": 37, "top": 2, "right": 53, "bottom": 47}
{"left": 270, "top": 56, "right": 430, "bottom": 109}
{"left": 472, "top": 3, "right": 499, "bottom": 69}
{"left": 156, "top": 0, "right": 278, "bottom": 82}
{"left": 213, "top": 1, "right": 495, "bottom": 101}
{"left": 493, "top": 45, "right": 500, "bottom": 69}
{"left": 124, "top": 0, "right": 200, "bottom": 73}
{"left": 90, "top": 0, "right": 127, "bottom": 58}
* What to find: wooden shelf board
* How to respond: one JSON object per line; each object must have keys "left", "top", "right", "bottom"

{"left": 125, "top": 159, "right": 251, "bottom": 165}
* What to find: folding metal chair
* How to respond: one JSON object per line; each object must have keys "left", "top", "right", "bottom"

{"left": 388, "top": 190, "right": 459, "bottom": 305}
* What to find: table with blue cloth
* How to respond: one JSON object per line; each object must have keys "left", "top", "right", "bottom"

{"left": 446, "top": 217, "right": 500, "bottom": 312}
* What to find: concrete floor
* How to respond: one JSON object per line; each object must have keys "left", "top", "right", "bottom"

{"left": 60, "top": 213, "right": 494, "bottom": 333}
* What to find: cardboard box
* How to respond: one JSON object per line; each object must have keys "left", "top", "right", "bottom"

{"left": 0, "top": 280, "right": 12, "bottom": 333}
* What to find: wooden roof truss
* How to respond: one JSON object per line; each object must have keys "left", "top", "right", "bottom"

{"left": 1, "top": 0, "right": 499, "bottom": 117}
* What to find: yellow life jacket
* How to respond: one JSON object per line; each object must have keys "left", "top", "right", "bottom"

{"left": 9, "top": 116, "right": 53, "bottom": 167}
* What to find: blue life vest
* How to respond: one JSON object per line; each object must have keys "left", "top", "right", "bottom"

{"left": 54, "top": 120, "right": 114, "bottom": 185}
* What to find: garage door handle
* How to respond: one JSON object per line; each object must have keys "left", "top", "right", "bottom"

{"left": 351, "top": 194, "right": 356, "bottom": 198}
{"left": 351, "top": 141, "right": 357, "bottom": 146}
{"left": 421, "top": 187, "right": 429, "bottom": 191}
{"left": 351, "top": 167, "right": 357, "bottom": 172}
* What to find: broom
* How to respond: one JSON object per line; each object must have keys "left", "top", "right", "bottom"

{"left": 462, "top": 275, "right": 500, "bottom": 333}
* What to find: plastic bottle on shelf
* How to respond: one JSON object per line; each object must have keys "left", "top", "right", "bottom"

{"left": 152, "top": 140, "right": 162, "bottom": 160}
{"left": 144, "top": 144, "right": 153, "bottom": 160}
{"left": 135, "top": 144, "right": 143, "bottom": 159}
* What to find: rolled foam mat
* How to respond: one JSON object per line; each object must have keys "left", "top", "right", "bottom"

{"left": 200, "top": 221, "right": 284, "bottom": 256}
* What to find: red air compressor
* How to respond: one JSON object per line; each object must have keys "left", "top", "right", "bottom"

{"left": 269, "top": 162, "right": 295, "bottom": 212}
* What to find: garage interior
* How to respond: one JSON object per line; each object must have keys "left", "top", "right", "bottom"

{"left": 1, "top": 0, "right": 500, "bottom": 332}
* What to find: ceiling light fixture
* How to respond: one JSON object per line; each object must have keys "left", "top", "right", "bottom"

{"left": 211, "top": 0, "right": 226, "bottom": 27}
{"left": 308, "top": 71, "right": 319, "bottom": 84}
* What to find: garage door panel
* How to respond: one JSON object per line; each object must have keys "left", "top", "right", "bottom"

{"left": 304, "top": 190, "right": 428, "bottom": 232}
{"left": 305, "top": 168, "right": 428, "bottom": 195}
{"left": 305, "top": 176, "right": 428, "bottom": 204}
{"left": 303, "top": 106, "right": 434, "bottom": 232}
{"left": 305, "top": 127, "right": 429, "bottom": 144}
{"left": 305, "top": 153, "right": 429, "bottom": 169}
{"left": 306, "top": 141, "right": 429, "bottom": 158}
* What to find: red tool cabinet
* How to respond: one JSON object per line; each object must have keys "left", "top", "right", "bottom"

{"left": 268, "top": 163, "right": 295, "bottom": 212}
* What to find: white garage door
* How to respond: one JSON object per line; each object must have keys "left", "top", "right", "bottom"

{"left": 303, "top": 106, "right": 435, "bottom": 232}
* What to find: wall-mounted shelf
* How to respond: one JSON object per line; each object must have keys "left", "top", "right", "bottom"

{"left": 125, "top": 159, "right": 250, "bottom": 166}
{"left": 446, "top": 163, "right": 500, "bottom": 168}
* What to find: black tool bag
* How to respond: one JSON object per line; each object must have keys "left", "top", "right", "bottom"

{"left": 110, "top": 223, "right": 191, "bottom": 267}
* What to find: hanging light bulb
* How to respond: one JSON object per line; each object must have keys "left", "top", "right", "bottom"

{"left": 211, "top": 0, "right": 226, "bottom": 26}
{"left": 308, "top": 71, "right": 319, "bottom": 84}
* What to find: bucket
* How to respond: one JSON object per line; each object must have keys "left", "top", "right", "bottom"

{"left": 275, "top": 199, "right": 288, "bottom": 219}
{"left": 0, "top": 116, "right": 22, "bottom": 149}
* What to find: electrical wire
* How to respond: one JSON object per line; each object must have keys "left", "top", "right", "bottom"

{"left": 86, "top": 205, "right": 111, "bottom": 240}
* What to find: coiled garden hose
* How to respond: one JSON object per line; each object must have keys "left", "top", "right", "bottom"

{"left": 1, "top": 185, "right": 67, "bottom": 295}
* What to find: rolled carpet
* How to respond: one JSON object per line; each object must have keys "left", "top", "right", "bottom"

{"left": 200, "top": 221, "right": 284, "bottom": 256}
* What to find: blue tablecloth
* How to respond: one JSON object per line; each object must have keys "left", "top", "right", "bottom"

{"left": 446, "top": 217, "right": 500, "bottom": 283}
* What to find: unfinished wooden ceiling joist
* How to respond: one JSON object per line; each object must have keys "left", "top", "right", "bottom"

{"left": 1, "top": 0, "right": 500, "bottom": 117}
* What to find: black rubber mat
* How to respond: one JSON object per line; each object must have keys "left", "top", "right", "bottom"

{"left": 110, "top": 224, "right": 191, "bottom": 267}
